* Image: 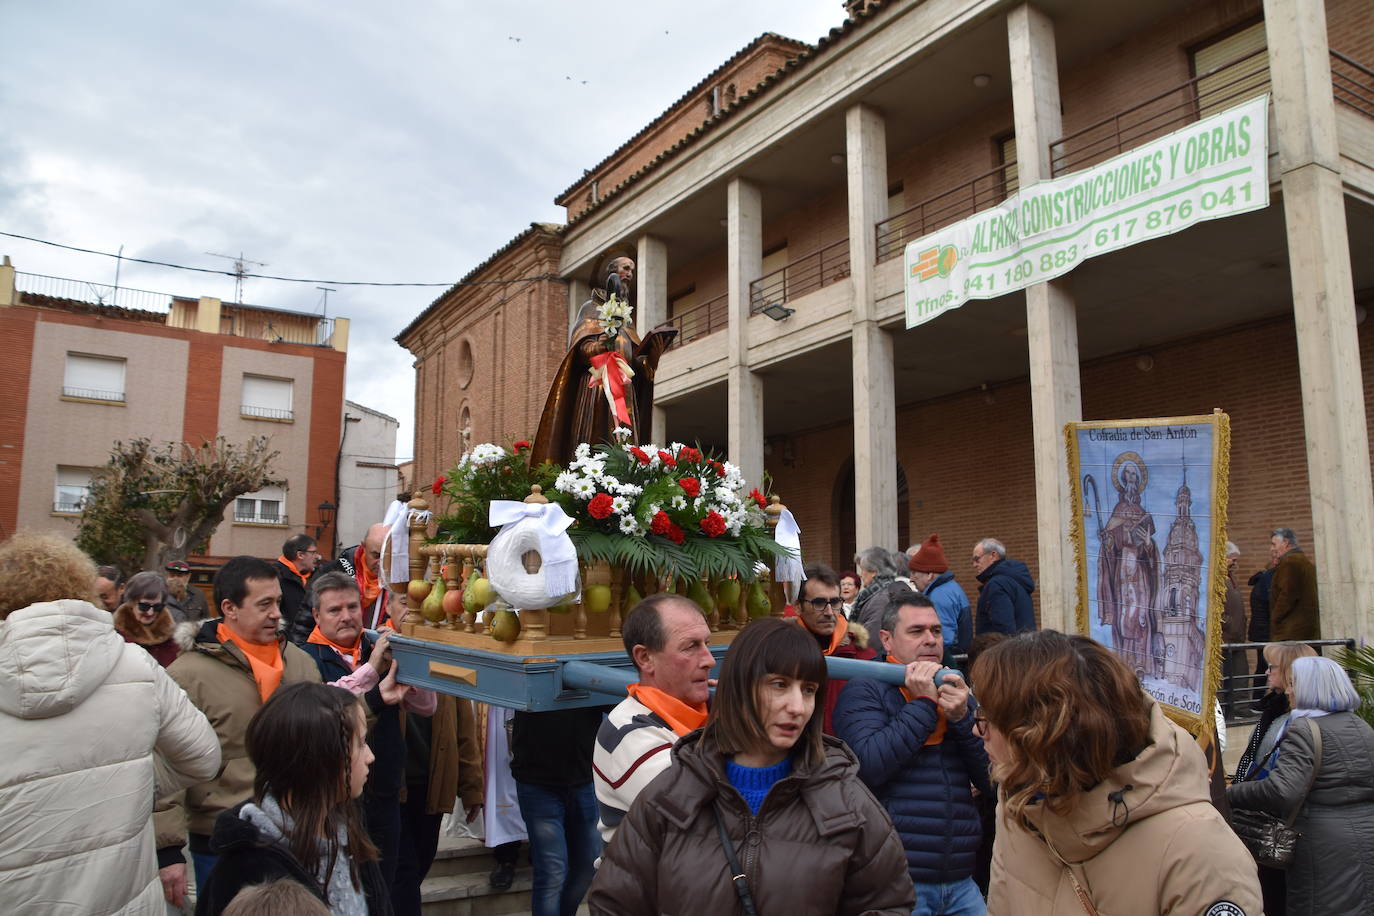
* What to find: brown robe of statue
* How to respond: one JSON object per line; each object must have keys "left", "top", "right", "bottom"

{"left": 529, "top": 296, "right": 676, "bottom": 468}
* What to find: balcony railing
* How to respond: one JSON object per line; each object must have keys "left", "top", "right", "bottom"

{"left": 62, "top": 386, "right": 125, "bottom": 403}
{"left": 234, "top": 510, "right": 288, "bottom": 525}
{"left": 876, "top": 161, "right": 1018, "bottom": 263}
{"left": 240, "top": 404, "right": 295, "bottom": 421}
{"left": 52, "top": 499, "right": 85, "bottom": 514}
{"left": 16, "top": 272, "right": 175, "bottom": 313}
{"left": 1332, "top": 49, "right": 1374, "bottom": 120}
{"left": 666, "top": 291, "right": 728, "bottom": 348}
{"left": 1051, "top": 48, "right": 1270, "bottom": 177}
{"left": 749, "top": 239, "right": 850, "bottom": 314}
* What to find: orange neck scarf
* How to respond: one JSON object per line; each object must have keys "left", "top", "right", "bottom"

{"left": 307, "top": 624, "right": 361, "bottom": 668}
{"left": 886, "top": 654, "right": 947, "bottom": 745}
{"left": 278, "top": 555, "right": 309, "bottom": 587}
{"left": 218, "top": 623, "right": 285, "bottom": 704}
{"left": 626, "top": 683, "right": 708, "bottom": 737}
{"left": 795, "top": 613, "right": 849, "bottom": 656}
{"left": 356, "top": 545, "right": 382, "bottom": 607}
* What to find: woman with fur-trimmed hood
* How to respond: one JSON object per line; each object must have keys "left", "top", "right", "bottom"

{"left": 114, "top": 571, "right": 196, "bottom": 668}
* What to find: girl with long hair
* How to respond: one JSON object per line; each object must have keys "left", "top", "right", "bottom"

{"left": 588, "top": 616, "right": 913, "bottom": 914}
{"left": 971, "top": 630, "right": 1260, "bottom": 916}
{"left": 197, "top": 683, "right": 390, "bottom": 915}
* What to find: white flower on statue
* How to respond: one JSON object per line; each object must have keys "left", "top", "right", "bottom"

{"left": 468, "top": 443, "right": 506, "bottom": 467}
{"left": 615, "top": 482, "right": 643, "bottom": 497}
{"left": 714, "top": 486, "right": 738, "bottom": 504}
{"left": 671, "top": 495, "right": 687, "bottom": 510}
{"left": 612, "top": 426, "right": 633, "bottom": 441}
{"left": 570, "top": 477, "right": 598, "bottom": 499}
{"left": 554, "top": 471, "right": 580, "bottom": 493}
{"left": 574, "top": 443, "right": 592, "bottom": 460}
{"left": 619, "top": 514, "right": 642, "bottom": 535}
{"left": 610, "top": 495, "right": 631, "bottom": 515}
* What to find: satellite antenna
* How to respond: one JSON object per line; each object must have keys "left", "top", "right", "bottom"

{"left": 205, "top": 251, "right": 267, "bottom": 304}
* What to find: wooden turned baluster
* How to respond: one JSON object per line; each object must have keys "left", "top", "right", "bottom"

{"left": 608, "top": 566, "right": 624, "bottom": 638}
{"left": 461, "top": 556, "right": 478, "bottom": 633}
{"left": 706, "top": 579, "right": 720, "bottom": 632}
{"left": 442, "top": 554, "right": 462, "bottom": 629}
{"left": 736, "top": 587, "right": 749, "bottom": 629}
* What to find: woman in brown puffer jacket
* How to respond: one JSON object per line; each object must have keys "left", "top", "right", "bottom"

{"left": 587, "top": 617, "right": 913, "bottom": 915}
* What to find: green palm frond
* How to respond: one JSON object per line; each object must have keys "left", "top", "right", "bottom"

{"left": 1336, "top": 644, "right": 1374, "bottom": 729}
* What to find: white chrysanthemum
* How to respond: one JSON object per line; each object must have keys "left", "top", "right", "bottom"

{"left": 574, "top": 443, "right": 592, "bottom": 460}
{"left": 467, "top": 443, "right": 507, "bottom": 467}
{"left": 619, "top": 514, "right": 642, "bottom": 535}
{"left": 554, "top": 471, "right": 579, "bottom": 493}
{"left": 616, "top": 482, "right": 643, "bottom": 497}
{"left": 671, "top": 495, "right": 687, "bottom": 510}
{"left": 669, "top": 442, "right": 687, "bottom": 454}
{"left": 643, "top": 502, "right": 662, "bottom": 521}
{"left": 693, "top": 497, "right": 708, "bottom": 512}
{"left": 610, "top": 495, "right": 631, "bottom": 515}
{"left": 612, "top": 426, "right": 633, "bottom": 441}
{"left": 713, "top": 486, "right": 738, "bottom": 504}
{"left": 570, "top": 477, "right": 597, "bottom": 499}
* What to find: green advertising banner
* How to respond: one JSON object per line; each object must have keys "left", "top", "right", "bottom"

{"left": 904, "top": 95, "right": 1270, "bottom": 328}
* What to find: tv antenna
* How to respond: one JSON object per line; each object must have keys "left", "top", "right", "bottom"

{"left": 205, "top": 251, "right": 267, "bottom": 304}
{"left": 316, "top": 286, "right": 336, "bottom": 318}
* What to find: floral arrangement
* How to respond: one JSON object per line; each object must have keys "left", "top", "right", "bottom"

{"left": 431, "top": 440, "right": 559, "bottom": 546}
{"left": 596, "top": 294, "right": 632, "bottom": 340}
{"left": 432, "top": 429, "right": 789, "bottom": 582}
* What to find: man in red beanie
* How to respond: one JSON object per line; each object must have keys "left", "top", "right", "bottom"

{"left": 908, "top": 534, "right": 972, "bottom": 655}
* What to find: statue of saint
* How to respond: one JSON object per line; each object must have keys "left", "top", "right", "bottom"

{"left": 1096, "top": 456, "right": 1162, "bottom": 676}
{"left": 530, "top": 257, "right": 677, "bottom": 467}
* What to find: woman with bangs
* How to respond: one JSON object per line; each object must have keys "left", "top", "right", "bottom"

{"left": 588, "top": 616, "right": 913, "bottom": 915}
{"left": 972, "top": 630, "right": 1259, "bottom": 916}
{"left": 197, "top": 682, "right": 392, "bottom": 915}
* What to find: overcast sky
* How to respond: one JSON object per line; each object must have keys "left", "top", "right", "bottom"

{"left": 0, "top": 1, "right": 847, "bottom": 459}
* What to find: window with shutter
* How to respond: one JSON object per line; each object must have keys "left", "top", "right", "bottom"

{"left": 235, "top": 485, "right": 287, "bottom": 524}
{"left": 53, "top": 466, "right": 94, "bottom": 514}
{"left": 1192, "top": 20, "right": 1269, "bottom": 118}
{"left": 63, "top": 354, "right": 126, "bottom": 402}
{"left": 241, "top": 375, "right": 294, "bottom": 421}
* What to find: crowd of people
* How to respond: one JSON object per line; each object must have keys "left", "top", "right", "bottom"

{"left": 0, "top": 525, "right": 1370, "bottom": 916}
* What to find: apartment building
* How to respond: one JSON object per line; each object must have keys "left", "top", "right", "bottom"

{"left": 0, "top": 258, "right": 352, "bottom": 561}
{"left": 401, "top": 0, "right": 1374, "bottom": 643}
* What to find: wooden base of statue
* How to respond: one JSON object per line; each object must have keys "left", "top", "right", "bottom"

{"left": 399, "top": 619, "right": 735, "bottom": 657}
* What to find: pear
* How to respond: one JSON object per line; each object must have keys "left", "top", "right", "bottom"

{"left": 421, "top": 577, "right": 446, "bottom": 624}
{"left": 623, "top": 583, "right": 643, "bottom": 612}
{"left": 583, "top": 584, "right": 612, "bottom": 613}
{"left": 442, "top": 584, "right": 464, "bottom": 617}
{"left": 548, "top": 596, "right": 576, "bottom": 615}
{"left": 462, "top": 571, "right": 485, "bottom": 615}
{"left": 746, "top": 581, "right": 772, "bottom": 617}
{"left": 489, "top": 608, "right": 522, "bottom": 642}
{"left": 715, "top": 578, "right": 741, "bottom": 612}
{"left": 407, "top": 579, "right": 433, "bottom": 604}
{"left": 687, "top": 579, "right": 713, "bottom": 616}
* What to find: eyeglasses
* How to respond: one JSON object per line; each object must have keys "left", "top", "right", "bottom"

{"left": 137, "top": 601, "right": 165, "bottom": 613}
{"left": 972, "top": 710, "right": 990, "bottom": 737}
{"left": 803, "top": 597, "right": 845, "bottom": 611}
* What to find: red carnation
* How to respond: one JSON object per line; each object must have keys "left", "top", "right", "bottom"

{"left": 750, "top": 487, "right": 767, "bottom": 510}
{"left": 432, "top": 476, "right": 446, "bottom": 496}
{"left": 513, "top": 440, "right": 530, "bottom": 452}
{"left": 679, "top": 477, "right": 701, "bottom": 498}
{"left": 666, "top": 523, "right": 686, "bottom": 545}
{"left": 679, "top": 446, "right": 701, "bottom": 463}
{"left": 630, "top": 446, "right": 651, "bottom": 465}
{"left": 588, "top": 493, "right": 615, "bottom": 519}
{"left": 650, "top": 510, "right": 673, "bottom": 535}
{"left": 657, "top": 450, "right": 677, "bottom": 468}
{"left": 711, "top": 460, "right": 726, "bottom": 475}
{"left": 700, "top": 511, "right": 726, "bottom": 537}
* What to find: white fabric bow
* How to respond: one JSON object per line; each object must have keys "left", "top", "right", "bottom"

{"left": 382, "top": 499, "right": 410, "bottom": 587}
{"left": 773, "top": 508, "right": 805, "bottom": 585}
{"left": 488, "top": 500, "right": 579, "bottom": 600}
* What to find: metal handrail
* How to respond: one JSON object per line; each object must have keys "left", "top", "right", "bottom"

{"left": 749, "top": 238, "right": 851, "bottom": 313}
{"left": 1050, "top": 47, "right": 1270, "bottom": 177}
{"left": 666, "top": 291, "right": 729, "bottom": 347}
{"left": 62, "top": 386, "right": 124, "bottom": 402}
{"left": 1217, "top": 638, "right": 1357, "bottom": 727}
{"left": 1331, "top": 49, "right": 1374, "bottom": 118}
{"left": 875, "top": 161, "right": 1017, "bottom": 263}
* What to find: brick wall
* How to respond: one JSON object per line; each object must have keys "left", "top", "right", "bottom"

{"left": 1328, "top": 0, "right": 1374, "bottom": 69}
{"left": 767, "top": 314, "right": 1373, "bottom": 628}
{"left": 0, "top": 307, "right": 37, "bottom": 535}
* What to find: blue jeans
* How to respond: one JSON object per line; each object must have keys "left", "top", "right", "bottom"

{"left": 191, "top": 850, "right": 217, "bottom": 896}
{"left": 914, "top": 876, "right": 986, "bottom": 916}
{"left": 515, "top": 780, "right": 601, "bottom": 916}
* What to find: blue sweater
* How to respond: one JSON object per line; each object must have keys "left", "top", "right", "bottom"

{"left": 833, "top": 677, "right": 992, "bottom": 885}
{"left": 724, "top": 756, "right": 792, "bottom": 815}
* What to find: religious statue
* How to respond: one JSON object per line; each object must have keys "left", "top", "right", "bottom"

{"left": 1090, "top": 453, "right": 1162, "bottom": 677}
{"left": 530, "top": 256, "right": 677, "bottom": 467}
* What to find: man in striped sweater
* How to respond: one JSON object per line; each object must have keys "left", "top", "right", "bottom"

{"left": 592, "top": 594, "right": 715, "bottom": 845}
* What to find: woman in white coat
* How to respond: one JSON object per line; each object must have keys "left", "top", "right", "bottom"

{"left": 0, "top": 533, "right": 222, "bottom": 915}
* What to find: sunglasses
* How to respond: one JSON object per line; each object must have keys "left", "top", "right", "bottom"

{"left": 137, "top": 601, "right": 165, "bottom": 613}
{"left": 803, "top": 597, "right": 845, "bottom": 611}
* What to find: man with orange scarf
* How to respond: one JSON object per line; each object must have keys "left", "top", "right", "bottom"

{"left": 834, "top": 592, "right": 992, "bottom": 916}
{"left": 154, "top": 556, "right": 321, "bottom": 908}
{"left": 592, "top": 594, "right": 716, "bottom": 847}
{"left": 314, "top": 523, "right": 391, "bottom": 633}
{"left": 793, "top": 563, "right": 877, "bottom": 735}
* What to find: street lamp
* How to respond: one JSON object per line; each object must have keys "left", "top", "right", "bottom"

{"left": 761, "top": 302, "right": 795, "bottom": 321}
{"left": 315, "top": 500, "right": 336, "bottom": 540}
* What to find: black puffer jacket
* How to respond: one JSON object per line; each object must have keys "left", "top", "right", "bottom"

{"left": 587, "top": 731, "right": 914, "bottom": 915}
{"left": 197, "top": 799, "right": 392, "bottom": 916}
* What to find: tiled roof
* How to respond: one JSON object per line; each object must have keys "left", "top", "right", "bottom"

{"left": 20, "top": 291, "right": 168, "bottom": 323}
{"left": 561, "top": 5, "right": 884, "bottom": 230}
{"left": 554, "top": 32, "right": 812, "bottom": 205}
{"left": 394, "top": 222, "right": 565, "bottom": 344}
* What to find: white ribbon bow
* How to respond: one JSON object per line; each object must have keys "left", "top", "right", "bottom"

{"left": 488, "top": 500, "right": 579, "bottom": 600}
{"left": 773, "top": 508, "right": 805, "bottom": 585}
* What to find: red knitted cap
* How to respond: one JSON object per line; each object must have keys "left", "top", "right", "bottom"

{"left": 908, "top": 534, "right": 948, "bottom": 573}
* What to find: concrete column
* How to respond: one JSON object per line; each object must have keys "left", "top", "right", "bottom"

{"left": 636, "top": 234, "right": 668, "bottom": 333}
{"left": 727, "top": 178, "right": 765, "bottom": 486}
{"left": 651, "top": 405, "right": 667, "bottom": 447}
{"left": 567, "top": 278, "right": 590, "bottom": 339}
{"left": 1009, "top": 3, "right": 1081, "bottom": 631}
{"left": 845, "top": 103, "right": 898, "bottom": 550}
{"left": 1265, "top": 0, "right": 1374, "bottom": 642}
{"left": 0, "top": 256, "right": 15, "bottom": 307}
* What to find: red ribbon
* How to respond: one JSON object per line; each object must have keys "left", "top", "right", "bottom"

{"left": 589, "top": 351, "right": 633, "bottom": 424}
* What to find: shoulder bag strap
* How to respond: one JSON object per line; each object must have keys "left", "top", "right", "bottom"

{"left": 713, "top": 804, "right": 758, "bottom": 916}
{"left": 1283, "top": 718, "right": 1323, "bottom": 827}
